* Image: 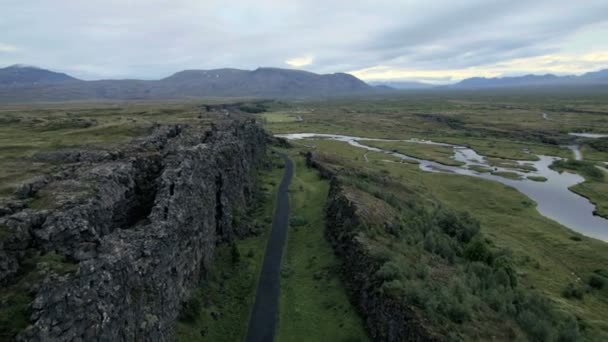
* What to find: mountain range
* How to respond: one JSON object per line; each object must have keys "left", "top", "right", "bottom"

{"left": 1, "top": 64, "right": 608, "bottom": 102}
{"left": 452, "top": 69, "right": 608, "bottom": 88}
{"left": 369, "top": 69, "right": 608, "bottom": 89}
{"left": 0, "top": 65, "right": 372, "bottom": 102}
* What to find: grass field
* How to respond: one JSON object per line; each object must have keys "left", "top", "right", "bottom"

{"left": 360, "top": 140, "right": 463, "bottom": 166}
{"left": 276, "top": 151, "right": 368, "bottom": 342}
{"left": 259, "top": 112, "right": 299, "bottom": 123}
{"left": 0, "top": 102, "right": 221, "bottom": 196}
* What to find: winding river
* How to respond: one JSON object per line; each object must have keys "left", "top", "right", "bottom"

{"left": 277, "top": 133, "right": 608, "bottom": 241}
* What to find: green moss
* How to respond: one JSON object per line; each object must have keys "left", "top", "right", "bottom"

{"left": 0, "top": 292, "right": 31, "bottom": 340}
{"left": 37, "top": 251, "right": 78, "bottom": 275}
{"left": 0, "top": 251, "right": 77, "bottom": 340}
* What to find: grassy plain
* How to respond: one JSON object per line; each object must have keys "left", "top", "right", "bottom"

{"left": 260, "top": 92, "right": 608, "bottom": 339}
{"left": 276, "top": 151, "right": 368, "bottom": 342}
{"left": 0, "top": 102, "right": 217, "bottom": 196}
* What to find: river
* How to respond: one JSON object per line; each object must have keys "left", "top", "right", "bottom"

{"left": 277, "top": 133, "right": 608, "bottom": 241}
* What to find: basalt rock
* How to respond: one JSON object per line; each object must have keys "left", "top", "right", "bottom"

{"left": 0, "top": 120, "right": 266, "bottom": 341}
{"left": 309, "top": 152, "right": 438, "bottom": 342}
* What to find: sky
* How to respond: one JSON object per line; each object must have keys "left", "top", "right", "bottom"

{"left": 1, "top": 0, "right": 608, "bottom": 84}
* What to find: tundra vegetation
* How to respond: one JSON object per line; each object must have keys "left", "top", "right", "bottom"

{"left": 260, "top": 91, "right": 608, "bottom": 340}
{"left": 1, "top": 90, "right": 607, "bottom": 340}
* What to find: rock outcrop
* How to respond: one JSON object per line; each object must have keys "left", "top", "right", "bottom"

{"left": 0, "top": 120, "right": 266, "bottom": 341}
{"left": 307, "top": 152, "right": 438, "bottom": 341}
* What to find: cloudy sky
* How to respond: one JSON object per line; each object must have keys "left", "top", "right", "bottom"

{"left": 1, "top": 0, "right": 608, "bottom": 83}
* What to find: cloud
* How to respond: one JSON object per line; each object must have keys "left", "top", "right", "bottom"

{"left": 285, "top": 56, "right": 313, "bottom": 68}
{"left": 0, "top": 43, "right": 19, "bottom": 53}
{"left": 0, "top": 1, "right": 607, "bottom": 79}
{"left": 351, "top": 51, "right": 608, "bottom": 84}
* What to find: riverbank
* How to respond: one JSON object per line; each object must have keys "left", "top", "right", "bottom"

{"left": 279, "top": 133, "right": 608, "bottom": 241}
{"left": 288, "top": 138, "right": 608, "bottom": 339}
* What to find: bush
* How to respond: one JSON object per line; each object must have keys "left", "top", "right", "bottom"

{"left": 230, "top": 243, "right": 241, "bottom": 264}
{"left": 464, "top": 239, "right": 492, "bottom": 264}
{"left": 239, "top": 103, "right": 267, "bottom": 113}
{"left": 376, "top": 261, "right": 402, "bottom": 281}
{"left": 562, "top": 283, "right": 584, "bottom": 299}
{"left": 558, "top": 316, "right": 581, "bottom": 342}
{"left": 588, "top": 274, "right": 606, "bottom": 290}
{"left": 434, "top": 208, "right": 480, "bottom": 243}
{"left": 289, "top": 216, "right": 308, "bottom": 227}
{"left": 178, "top": 296, "right": 201, "bottom": 322}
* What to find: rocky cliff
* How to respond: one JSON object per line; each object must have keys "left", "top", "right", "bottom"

{"left": 307, "top": 152, "right": 438, "bottom": 341}
{"left": 0, "top": 120, "right": 267, "bottom": 340}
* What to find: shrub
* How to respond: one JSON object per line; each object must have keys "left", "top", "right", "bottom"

{"left": 376, "top": 261, "right": 402, "bottom": 281}
{"left": 558, "top": 316, "right": 580, "bottom": 342}
{"left": 289, "top": 216, "right": 308, "bottom": 227}
{"left": 178, "top": 296, "right": 201, "bottom": 322}
{"left": 588, "top": 274, "right": 606, "bottom": 290}
{"left": 230, "top": 243, "right": 241, "bottom": 264}
{"left": 434, "top": 208, "right": 480, "bottom": 243}
{"left": 464, "top": 239, "right": 492, "bottom": 264}
{"left": 562, "top": 283, "right": 584, "bottom": 299}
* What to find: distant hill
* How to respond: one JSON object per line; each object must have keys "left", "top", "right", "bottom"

{"left": 0, "top": 65, "right": 79, "bottom": 86}
{"left": 0, "top": 66, "right": 374, "bottom": 102}
{"left": 453, "top": 69, "right": 608, "bottom": 89}
{"left": 369, "top": 80, "right": 434, "bottom": 89}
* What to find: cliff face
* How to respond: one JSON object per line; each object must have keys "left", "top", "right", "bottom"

{"left": 307, "top": 152, "right": 436, "bottom": 342}
{"left": 0, "top": 120, "right": 266, "bottom": 340}
{"left": 325, "top": 181, "right": 436, "bottom": 342}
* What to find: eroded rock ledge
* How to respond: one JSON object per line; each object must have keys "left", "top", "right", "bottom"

{"left": 307, "top": 152, "right": 438, "bottom": 342}
{"left": 0, "top": 120, "right": 266, "bottom": 341}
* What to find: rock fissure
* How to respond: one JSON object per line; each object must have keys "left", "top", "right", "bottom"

{"left": 0, "top": 120, "right": 267, "bottom": 341}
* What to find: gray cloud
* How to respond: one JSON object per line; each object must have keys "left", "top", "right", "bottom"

{"left": 0, "top": 0, "right": 607, "bottom": 80}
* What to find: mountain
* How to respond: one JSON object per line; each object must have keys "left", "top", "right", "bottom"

{"left": 159, "top": 67, "right": 371, "bottom": 96}
{"left": 0, "top": 64, "right": 79, "bottom": 86}
{"left": 579, "top": 68, "right": 608, "bottom": 80}
{"left": 453, "top": 69, "right": 608, "bottom": 88}
{"left": 368, "top": 80, "right": 434, "bottom": 89}
{"left": 0, "top": 66, "right": 373, "bottom": 102}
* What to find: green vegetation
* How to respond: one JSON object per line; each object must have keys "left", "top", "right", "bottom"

{"left": 0, "top": 251, "right": 78, "bottom": 340}
{"left": 527, "top": 175, "right": 548, "bottom": 182}
{"left": 550, "top": 159, "right": 608, "bottom": 218}
{"left": 551, "top": 159, "right": 605, "bottom": 181}
{"left": 468, "top": 165, "right": 491, "bottom": 173}
{"left": 238, "top": 102, "right": 268, "bottom": 113}
{"left": 277, "top": 152, "right": 368, "bottom": 342}
{"left": 0, "top": 102, "right": 216, "bottom": 196}
{"left": 326, "top": 161, "right": 581, "bottom": 340}
{"left": 275, "top": 131, "right": 608, "bottom": 339}
{"left": 360, "top": 140, "right": 463, "bottom": 166}
{"left": 259, "top": 112, "right": 299, "bottom": 123}
{"left": 175, "top": 152, "right": 284, "bottom": 341}
{"left": 491, "top": 171, "right": 523, "bottom": 180}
